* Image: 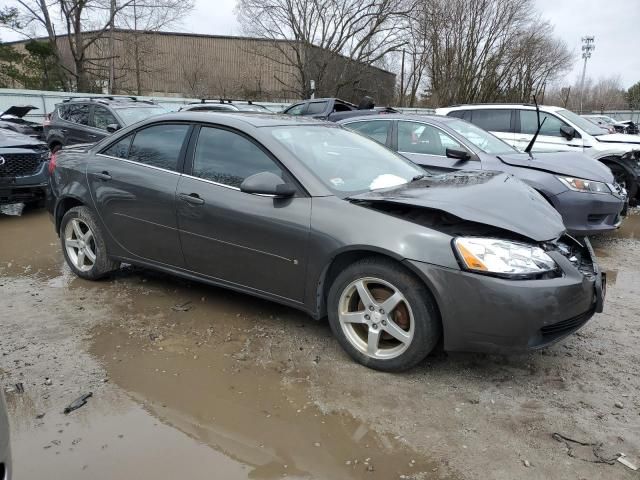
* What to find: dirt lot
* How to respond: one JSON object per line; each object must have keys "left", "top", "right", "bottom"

{"left": 1, "top": 207, "right": 639, "bottom": 479}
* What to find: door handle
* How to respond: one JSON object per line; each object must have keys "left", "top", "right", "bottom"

{"left": 95, "top": 171, "right": 112, "bottom": 181}
{"left": 179, "top": 193, "right": 205, "bottom": 205}
{"left": 88, "top": 134, "right": 97, "bottom": 139}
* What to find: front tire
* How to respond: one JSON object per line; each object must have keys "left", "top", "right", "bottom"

{"left": 60, "top": 206, "right": 119, "bottom": 280}
{"left": 608, "top": 162, "right": 638, "bottom": 203}
{"left": 327, "top": 257, "right": 441, "bottom": 372}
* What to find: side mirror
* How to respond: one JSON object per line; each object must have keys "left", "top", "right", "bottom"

{"left": 240, "top": 171, "right": 296, "bottom": 198}
{"left": 560, "top": 125, "right": 576, "bottom": 140}
{"left": 106, "top": 123, "right": 120, "bottom": 133}
{"left": 446, "top": 148, "right": 471, "bottom": 161}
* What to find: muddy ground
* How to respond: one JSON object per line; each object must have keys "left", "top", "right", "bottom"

{"left": 0, "top": 208, "right": 639, "bottom": 480}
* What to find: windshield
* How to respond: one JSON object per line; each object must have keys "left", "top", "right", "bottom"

{"left": 446, "top": 119, "right": 518, "bottom": 155}
{"left": 115, "top": 106, "right": 166, "bottom": 126}
{"left": 270, "top": 125, "right": 424, "bottom": 196}
{"left": 556, "top": 109, "right": 609, "bottom": 136}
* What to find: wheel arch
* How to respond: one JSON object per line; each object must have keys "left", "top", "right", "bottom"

{"left": 54, "top": 195, "right": 86, "bottom": 234}
{"left": 314, "top": 247, "right": 444, "bottom": 331}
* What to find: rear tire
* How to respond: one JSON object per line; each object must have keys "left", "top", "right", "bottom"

{"left": 327, "top": 257, "right": 441, "bottom": 372}
{"left": 60, "top": 206, "right": 119, "bottom": 280}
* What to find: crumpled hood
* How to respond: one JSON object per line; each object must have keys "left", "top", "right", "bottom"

{"left": 1, "top": 105, "right": 38, "bottom": 119}
{"left": 595, "top": 133, "right": 640, "bottom": 145}
{"left": 0, "top": 128, "right": 46, "bottom": 148}
{"left": 497, "top": 152, "right": 613, "bottom": 182}
{"left": 349, "top": 171, "right": 565, "bottom": 242}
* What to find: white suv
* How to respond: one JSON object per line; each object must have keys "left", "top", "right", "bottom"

{"left": 436, "top": 104, "right": 640, "bottom": 201}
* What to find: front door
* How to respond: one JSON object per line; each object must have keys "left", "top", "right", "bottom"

{"left": 176, "top": 125, "right": 311, "bottom": 302}
{"left": 397, "top": 120, "right": 479, "bottom": 173}
{"left": 88, "top": 123, "right": 191, "bottom": 267}
{"left": 514, "top": 110, "right": 584, "bottom": 153}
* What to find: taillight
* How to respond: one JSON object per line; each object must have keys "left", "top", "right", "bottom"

{"left": 48, "top": 151, "right": 57, "bottom": 175}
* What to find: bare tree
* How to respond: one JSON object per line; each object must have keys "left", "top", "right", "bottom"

{"left": 408, "top": 0, "right": 572, "bottom": 106}
{"left": 115, "top": 0, "right": 194, "bottom": 95}
{"left": 1, "top": 0, "right": 192, "bottom": 93}
{"left": 546, "top": 76, "right": 627, "bottom": 112}
{"left": 236, "top": 0, "right": 410, "bottom": 101}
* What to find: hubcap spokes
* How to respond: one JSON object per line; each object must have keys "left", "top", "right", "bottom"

{"left": 64, "top": 219, "right": 96, "bottom": 272}
{"left": 338, "top": 277, "right": 414, "bottom": 360}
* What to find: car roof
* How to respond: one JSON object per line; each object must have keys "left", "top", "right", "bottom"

{"left": 438, "top": 104, "right": 564, "bottom": 112}
{"left": 146, "top": 111, "right": 333, "bottom": 128}
{"left": 338, "top": 113, "right": 456, "bottom": 124}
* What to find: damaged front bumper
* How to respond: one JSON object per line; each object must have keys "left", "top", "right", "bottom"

{"left": 406, "top": 237, "right": 605, "bottom": 354}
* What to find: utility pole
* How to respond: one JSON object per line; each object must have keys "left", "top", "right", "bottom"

{"left": 579, "top": 36, "right": 595, "bottom": 114}
{"left": 109, "top": 0, "right": 116, "bottom": 94}
{"left": 399, "top": 48, "right": 405, "bottom": 107}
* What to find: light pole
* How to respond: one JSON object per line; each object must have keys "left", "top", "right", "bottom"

{"left": 579, "top": 36, "right": 595, "bottom": 114}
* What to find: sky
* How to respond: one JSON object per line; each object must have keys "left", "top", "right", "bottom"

{"left": 2, "top": 0, "right": 639, "bottom": 88}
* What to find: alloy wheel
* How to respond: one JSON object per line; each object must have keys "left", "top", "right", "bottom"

{"left": 64, "top": 218, "right": 97, "bottom": 272}
{"left": 338, "top": 277, "right": 414, "bottom": 360}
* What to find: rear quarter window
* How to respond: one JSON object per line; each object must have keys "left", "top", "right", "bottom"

{"left": 470, "top": 109, "right": 512, "bottom": 133}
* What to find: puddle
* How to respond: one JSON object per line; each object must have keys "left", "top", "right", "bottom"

{"left": 89, "top": 309, "right": 442, "bottom": 479}
{"left": 0, "top": 209, "right": 61, "bottom": 278}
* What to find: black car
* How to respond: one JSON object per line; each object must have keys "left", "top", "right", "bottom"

{"left": 45, "top": 96, "right": 166, "bottom": 151}
{"left": 0, "top": 105, "right": 44, "bottom": 140}
{"left": 0, "top": 129, "right": 50, "bottom": 206}
{"left": 283, "top": 97, "right": 398, "bottom": 121}
{"left": 179, "top": 100, "right": 271, "bottom": 113}
{"left": 47, "top": 112, "right": 604, "bottom": 372}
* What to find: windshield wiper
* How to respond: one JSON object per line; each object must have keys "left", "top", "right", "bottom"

{"left": 525, "top": 95, "right": 546, "bottom": 156}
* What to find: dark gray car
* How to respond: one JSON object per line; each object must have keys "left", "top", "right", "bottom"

{"left": 340, "top": 115, "right": 627, "bottom": 235}
{"left": 47, "top": 113, "right": 605, "bottom": 371}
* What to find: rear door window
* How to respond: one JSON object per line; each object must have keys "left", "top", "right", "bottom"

{"left": 346, "top": 120, "right": 392, "bottom": 145}
{"left": 128, "top": 124, "right": 190, "bottom": 171}
{"left": 398, "top": 121, "right": 463, "bottom": 156}
{"left": 285, "top": 103, "right": 306, "bottom": 116}
{"left": 64, "top": 104, "right": 90, "bottom": 125}
{"left": 519, "top": 110, "right": 568, "bottom": 137}
{"left": 304, "top": 102, "right": 328, "bottom": 116}
{"left": 192, "top": 127, "right": 283, "bottom": 188}
{"left": 102, "top": 135, "right": 133, "bottom": 158}
{"left": 470, "top": 109, "right": 512, "bottom": 133}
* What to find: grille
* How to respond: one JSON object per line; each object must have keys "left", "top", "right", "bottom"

{"left": 0, "top": 153, "right": 43, "bottom": 178}
{"left": 540, "top": 310, "right": 592, "bottom": 338}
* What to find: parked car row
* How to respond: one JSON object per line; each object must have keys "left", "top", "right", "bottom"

{"left": 582, "top": 114, "right": 639, "bottom": 135}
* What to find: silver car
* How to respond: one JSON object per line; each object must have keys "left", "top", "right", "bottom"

{"left": 0, "top": 391, "right": 10, "bottom": 480}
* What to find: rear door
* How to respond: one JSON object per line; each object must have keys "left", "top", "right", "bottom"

{"left": 514, "top": 109, "right": 584, "bottom": 152}
{"left": 176, "top": 125, "right": 311, "bottom": 302}
{"left": 88, "top": 123, "right": 191, "bottom": 267}
{"left": 62, "top": 104, "right": 93, "bottom": 145}
{"left": 397, "top": 120, "right": 478, "bottom": 173}
{"left": 468, "top": 109, "right": 515, "bottom": 147}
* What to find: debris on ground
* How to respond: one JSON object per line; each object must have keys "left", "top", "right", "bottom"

{"left": 614, "top": 401, "right": 624, "bottom": 409}
{"left": 63, "top": 392, "right": 93, "bottom": 414}
{"left": 171, "top": 301, "right": 193, "bottom": 312}
{"left": 35, "top": 413, "right": 45, "bottom": 419}
{"left": 552, "top": 432, "right": 618, "bottom": 465}
{"left": 0, "top": 203, "right": 25, "bottom": 216}
{"left": 15, "top": 382, "right": 24, "bottom": 394}
{"left": 617, "top": 454, "right": 639, "bottom": 471}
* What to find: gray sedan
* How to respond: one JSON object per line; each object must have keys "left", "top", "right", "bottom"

{"left": 0, "top": 390, "right": 10, "bottom": 480}
{"left": 47, "top": 113, "right": 605, "bottom": 371}
{"left": 340, "top": 115, "right": 627, "bottom": 235}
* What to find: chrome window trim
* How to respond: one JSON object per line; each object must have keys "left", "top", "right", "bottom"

{"left": 95, "top": 153, "right": 181, "bottom": 175}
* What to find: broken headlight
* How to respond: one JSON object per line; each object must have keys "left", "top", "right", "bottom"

{"left": 557, "top": 176, "right": 610, "bottom": 194}
{"left": 454, "top": 237, "right": 557, "bottom": 277}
